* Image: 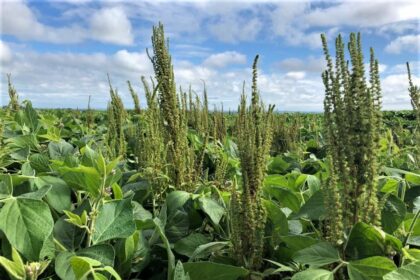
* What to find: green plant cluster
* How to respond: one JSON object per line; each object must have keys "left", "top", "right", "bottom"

{"left": 0, "top": 25, "right": 419, "bottom": 280}
{"left": 321, "top": 33, "right": 383, "bottom": 245}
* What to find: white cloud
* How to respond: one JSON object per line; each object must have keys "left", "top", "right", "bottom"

{"left": 276, "top": 56, "right": 326, "bottom": 73}
{"left": 0, "top": 40, "right": 12, "bottom": 62}
{"left": 114, "top": 50, "right": 151, "bottom": 72}
{"left": 381, "top": 73, "right": 420, "bottom": 110}
{"left": 285, "top": 71, "right": 306, "bottom": 79}
{"left": 203, "top": 51, "right": 247, "bottom": 68}
{"left": 384, "top": 34, "right": 420, "bottom": 54}
{"left": 1, "top": 0, "right": 86, "bottom": 43}
{"left": 1, "top": 1, "right": 134, "bottom": 45}
{"left": 208, "top": 16, "right": 262, "bottom": 43}
{"left": 303, "top": 1, "right": 419, "bottom": 28}
{"left": 90, "top": 7, "right": 134, "bottom": 45}
{"left": 0, "top": 49, "right": 152, "bottom": 108}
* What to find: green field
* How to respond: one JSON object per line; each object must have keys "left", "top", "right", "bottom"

{"left": 0, "top": 25, "right": 419, "bottom": 280}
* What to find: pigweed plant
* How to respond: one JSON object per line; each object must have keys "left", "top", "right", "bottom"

{"left": 106, "top": 79, "right": 127, "bottom": 158}
{"left": 149, "top": 23, "right": 196, "bottom": 190}
{"left": 321, "top": 33, "right": 382, "bottom": 244}
{"left": 7, "top": 74, "right": 19, "bottom": 113}
{"left": 230, "top": 55, "right": 275, "bottom": 271}
{"left": 127, "top": 80, "right": 141, "bottom": 114}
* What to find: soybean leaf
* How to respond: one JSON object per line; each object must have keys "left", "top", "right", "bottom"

{"left": 166, "top": 191, "right": 191, "bottom": 213}
{"left": 49, "top": 140, "right": 74, "bottom": 160}
{"left": 59, "top": 165, "right": 102, "bottom": 196}
{"left": 291, "top": 269, "right": 333, "bottom": 280}
{"left": 348, "top": 256, "right": 396, "bottom": 280}
{"left": 182, "top": 262, "right": 249, "bottom": 280}
{"left": 346, "top": 222, "right": 401, "bottom": 260}
{"left": 189, "top": 242, "right": 229, "bottom": 261}
{"left": 264, "top": 185, "right": 301, "bottom": 212}
{"left": 92, "top": 199, "right": 136, "bottom": 244}
{"left": 381, "top": 194, "right": 406, "bottom": 233}
{"left": 292, "top": 190, "right": 325, "bottom": 220}
{"left": 383, "top": 261, "right": 420, "bottom": 280}
{"left": 174, "top": 233, "right": 210, "bottom": 257}
{"left": 293, "top": 242, "right": 340, "bottom": 267}
{"left": 0, "top": 197, "right": 54, "bottom": 261}
{"left": 264, "top": 199, "right": 289, "bottom": 238}
{"left": 78, "top": 244, "right": 115, "bottom": 266}
{"left": 34, "top": 176, "right": 72, "bottom": 213}
{"left": 198, "top": 196, "right": 225, "bottom": 225}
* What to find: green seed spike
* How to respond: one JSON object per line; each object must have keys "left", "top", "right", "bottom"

{"left": 127, "top": 80, "right": 141, "bottom": 114}
{"left": 7, "top": 74, "right": 19, "bottom": 113}
{"left": 321, "top": 32, "right": 382, "bottom": 244}
{"left": 230, "top": 55, "right": 274, "bottom": 271}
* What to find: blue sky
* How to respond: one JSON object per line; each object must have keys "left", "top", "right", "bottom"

{"left": 0, "top": 0, "right": 419, "bottom": 111}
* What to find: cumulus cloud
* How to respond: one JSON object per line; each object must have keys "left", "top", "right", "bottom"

{"left": 1, "top": 1, "right": 134, "bottom": 45}
{"left": 90, "top": 7, "right": 134, "bottom": 45}
{"left": 303, "top": 1, "right": 419, "bottom": 28}
{"left": 385, "top": 34, "right": 420, "bottom": 54}
{"left": 0, "top": 40, "right": 12, "bottom": 62}
{"left": 0, "top": 50, "right": 152, "bottom": 108}
{"left": 1, "top": 0, "right": 86, "bottom": 43}
{"left": 285, "top": 71, "right": 306, "bottom": 80}
{"left": 208, "top": 17, "right": 262, "bottom": 43}
{"left": 275, "top": 56, "right": 326, "bottom": 73}
{"left": 203, "top": 51, "right": 247, "bottom": 68}
{"left": 382, "top": 73, "right": 420, "bottom": 110}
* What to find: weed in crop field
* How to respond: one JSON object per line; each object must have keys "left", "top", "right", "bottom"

{"left": 0, "top": 24, "right": 420, "bottom": 280}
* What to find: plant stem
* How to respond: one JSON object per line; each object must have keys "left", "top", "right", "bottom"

{"left": 403, "top": 208, "right": 420, "bottom": 247}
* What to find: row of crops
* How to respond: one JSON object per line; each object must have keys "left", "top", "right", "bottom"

{"left": 0, "top": 24, "right": 419, "bottom": 280}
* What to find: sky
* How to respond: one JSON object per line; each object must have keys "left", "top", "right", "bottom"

{"left": 0, "top": 0, "right": 419, "bottom": 111}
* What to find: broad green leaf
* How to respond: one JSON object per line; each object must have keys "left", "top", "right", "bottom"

{"left": 264, "top": 175, "right": 289, "bottom": 188}
{"left": 264, "top": 185, "right": 301, "bottom": 212}
{"left": 291, "top": 269, "right": 333, "bottom": 280}
{"left": 92, "top": 199, "right": 136, "bottom": 244}
{"left": 48, "top": 140, "right": 74, "bottom": 160}
{"left": 348, "top": 256, "right": 396, "bottom": 280}
{"left": 94, "top": 273, "right": 108, "bottom": 280}
{"left": 381, "top": 194, "right": 406, "bottom": 233}
{"left": 174, "top": 233, "right": 210, "bottom": 257}
{"left": 153, "top": 217, "right": 175, "bottom": 280}
{"left": 264, "top": 199, "right": 289, "bottom": 237}
{"left": 102, "top": 266, "right": 122, "bottom": 280}
{"left": 198, "top": 197, "right": 225, "bottom": 225}
{"left": 0, "top": 174, "right": 13, "bottom": 199}
{"left": 132, "top": 201, "right": 154, "bottom": 229}
{"left": 59, "top": 165, "right": 102, "bottom": 196}
{"left": 34, "top": 176, "right": 71, "bottom": 213}
{"left": 70, "top": 256, "right": 101, "bottom": 279}
{"left": 115, "top": 231, "right": 139, "bottom": 277}
{"left": 383, "top": 261, "right": 420, "bottom": 280}
{"left": 267, "top": 157, "right": 292, "bottom": 175}
{"left": 189, "top": 241, "right": 229, "bottom": 261}
{"left": 23, "top": 101, "right": 39, "bottom": 132}
{"left": 78, "top": 244, "right": 115, "bottom": 266}
{"left": 346, "top": 222, "right": 401, "bottom": 260}
{"left": 166, "top": 191, "right": 191, "bottom": 212}
{"left": 293, "top": 242, "right": 340, "bottom": 267}
{"left": 29, "top": 153, "right": 50, "bottom": 173}
{"left": 55, "top": 245, "right": 113, "bottom": 280}
{"left": 292, "top": 190, "right": 325, "bottom": 220}
{"left": 0, "top": 197, "right": 54, "bottom": 261}
{"left": 182, "top": 262, "right": 249, "bottom": 280}
{"left": 19, "top": 185, "right": 51, "bottom": 199}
